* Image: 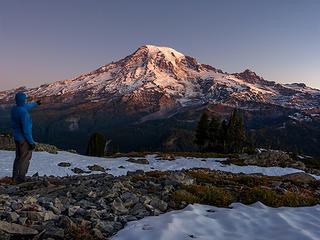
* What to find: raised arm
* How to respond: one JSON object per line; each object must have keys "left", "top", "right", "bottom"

{"left": 24, "top": 102, "right": 38, "bottom": 111}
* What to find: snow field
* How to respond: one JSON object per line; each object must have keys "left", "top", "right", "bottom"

{"left": 112, "top": 203, "right": 320, "bottom": 240}
{"left": 0, "top": 150, "right": 319, "bottom": 179}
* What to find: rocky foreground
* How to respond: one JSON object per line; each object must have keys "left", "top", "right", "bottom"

{"left": 0, "top": 168, "right": 320, "bottom": 240}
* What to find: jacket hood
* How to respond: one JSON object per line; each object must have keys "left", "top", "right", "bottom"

{"left": 15, "top": 92, "right": 26, "bottom": 106}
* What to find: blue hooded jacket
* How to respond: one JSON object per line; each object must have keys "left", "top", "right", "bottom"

{"left": 11, "top": 92, "right": 38, "bottom": 144}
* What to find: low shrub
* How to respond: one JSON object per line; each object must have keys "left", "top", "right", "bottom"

{"left": 0, "top": 177, "right": 12, "bottom": 184}
{"left": 172, "top": 185, "right": 234, "bottom": 207}
{"left": 172, "top": 183, "right": 320, "bottom": 208}
{"left": 231, "top": 176, "right": 266, "bottom": 187}
{"left": 240, "top": 187, "right": 320, "bottom": 207}
{"left": 66, "top": 222, "right": 97, "bottom": 240}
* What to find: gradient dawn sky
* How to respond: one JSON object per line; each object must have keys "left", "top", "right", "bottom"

{"left": 0, "top": 0, "right": 320, "bottom": 91}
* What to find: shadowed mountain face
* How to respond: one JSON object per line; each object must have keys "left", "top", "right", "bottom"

{"left": 0, "top": 45, "right": 319, "bottom": 155}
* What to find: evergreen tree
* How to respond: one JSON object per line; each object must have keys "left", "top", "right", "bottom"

{"left": 234, "top": 112, "right": 246, "bottom": 153}
{"left": 195, "top": 112, "right": 209, "bottom": 152}
{"left": 225, "top": 108, "right": 239, "bottom": 153}
{"left": 221, "top": 119, "right": 228, "bottom": 153}
{"left": 208, "top": 116, "right": 222, "bottom": 152}
{"left": 195, "top": 109, "right": 254, "bottom": 154}
{"left": 115, "top": 144, "right": 120, "bottom": 154}
{"left": 86, "top": 132, "right": 107, "bottom": 157}
{"left": 225, "top": 109, "right": 253, "bottom": 153}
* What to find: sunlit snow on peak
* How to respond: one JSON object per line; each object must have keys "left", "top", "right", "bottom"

{"left": 143, "top": 45, "right": 185, "bottom": 59}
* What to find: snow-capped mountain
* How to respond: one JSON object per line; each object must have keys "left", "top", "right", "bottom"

{"left": 1, "top": 45, "right": 319, "bottom": 114}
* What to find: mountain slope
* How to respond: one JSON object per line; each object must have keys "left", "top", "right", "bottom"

{"left": 0, "top": 45, "right": 319, "bottom": 154}
{"left": 1, "top": 45, "right": 319, "bottom": 114}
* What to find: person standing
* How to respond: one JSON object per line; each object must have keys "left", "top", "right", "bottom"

{"left": 11, "top": 92, "right": 41, "bottom": 183}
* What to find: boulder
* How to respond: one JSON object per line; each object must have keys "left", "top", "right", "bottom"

{"left": 126, "top": 158, "right": 150, "bottom": 165}
{"left": 58, "top": 162, "right": 71, "bottom": 167}
{"left": 0, "top": 221, "right": 38, "bottom": 235}
{"left": 94, "top": 220, "right": 114, "bottom": 236}
{"left": 282, "top": 172, "right": 316, "bottom": 184}
{"left": 170, "top": 172, "right": 195, "bottom": 186}
{"left": 87, "top": 164, "right": 105, "bottom": 172}
{"left": 150, "top": 199, "right": 168, "bottom": 212}
{"left": 111, "top": 198, "right": 129, "bottom": 215}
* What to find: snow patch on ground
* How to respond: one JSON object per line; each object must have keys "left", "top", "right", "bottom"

{"left": 0, "top": 151, "right": 319, "bottom": 179}
{"left": 112, "top": 202, "right": 320, "bottom": 240}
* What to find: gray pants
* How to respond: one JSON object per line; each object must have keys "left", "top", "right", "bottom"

{"left": 12, "top": 141, "right": 32, "bottom": 183}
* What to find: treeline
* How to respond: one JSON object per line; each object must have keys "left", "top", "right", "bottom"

{"left": 195, "top": 109, "right": 254, "bottom": 154}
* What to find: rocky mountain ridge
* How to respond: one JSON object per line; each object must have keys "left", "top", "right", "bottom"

{"left": 0, "top": 45, "right": 319, "bottom": 117}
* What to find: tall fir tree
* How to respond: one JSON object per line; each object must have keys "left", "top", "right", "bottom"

{"left": 226, "top": 109, "right": 252, "bottom": 153}
{"left": 195, "top": 112, "right": 209, "bottom": 152}
{"left": 208, "top": 116, "right": 222, "bottom": 152}
{"left": 221, "top": 119, "right": 228, "bottom": 153}
{"left": 225, "top": 108, "right": 239, "bottom": 153}
{"left": 86, "top": 132, "right": 107, "bottom": 157}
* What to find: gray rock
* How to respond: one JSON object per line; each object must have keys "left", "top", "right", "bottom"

{"left": 127, "top": 170, "right": 145, "bottom": 176}
{"left": 32, "top": 229, "right": 46, "bottom": 240}
{"left": 98, "top": 210, "right": 113, "bottom": 220}
{"left": 42, "top": 211, "right": 58, "bottom": 221}
{"left": 23, "top": 196, "right": 38, "bottom": 204}
{"left": 88, "top": 164, "right": 106, "bottom": 172}
{"left": 87, "top": 209, "right": 101, "bottom": 219}
{"left": 124, "top": 215, "right": 137, "bottom": 221}
{"left": 94, "top": 220, "right": 114, "bottom": 236}
{"left": 25, "top": 211, "right": 42, "bottom": 222}
{"left": 126, "top": 158, "right": 150, "bottom": 165}
{"left": 0, "top": 220, "right": 38, "bottom": 235}
{"left": 112, "top": 198, "right": 129, "bottom": 215}
{"left": 163, "top": 185, "right": 174, "bottom": 194}
{"left": 11, "top": 201, "right": 22, "bottom": 211}
{"left": 150, "top": 199, "right": 168, "bottom": 212}
{"left": 71, "top": 167, "right": 86, "bottom": 174}
{"left": 6, "top": 212, "right": 20, "bottom": 222}
{"left": 283, "top": 172, "right": 316, "bottom": 183}
{"left": 0, "top": 186, "right": 7, "bottom": 195}
{"left": 140, "top": 195, "right": 152, "bottom": 204}
{"left": 7, "top": 186, "right": 19, "bottom": 194}
{"left": 130, "top": 203, "right": 149, "bottom": 218}
{"left": 144, "top": 204, "right": 154, "bottom": 211}
{"left": 112, "top": 221, "right": 123, "bottom": 231}
{"left": 54, "top": 198, "right": 63, "bottom": 210}
{"left": 92, "top": 228, "right": 105, "bottom": 239}
{"left": 68, "top": 205, "right": 80, "bottom": 216}
{"left": 76, "top": 199, "right": 95, "bottom": 209}
{"left": 121, "top": 192, "right": 139, "bottom": 208}
{"left": 170, "top": 172, "right": 195, "bottom": 186}
{"left": 88, "top": 191, "right": 97, "bottom": 198}
{"left": 58, "top": 215, "right": 76, "bottom": 229}
{"left": 18, "top": 217, "right": 27, "bottom": 225}
{"left": 97, "top": 198, "right": 108, "bottom": 209}
{"left": 58, "top": 162, "right": 71, "bottom": 167}
{"left": 46, "top": 203, "right": 61, "bottom": 215}
{"left": 153, "top": 209, "right": 161, "bottom": 216}
{"left": 43, "top": 225, "right": 64, "bottom": 239}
